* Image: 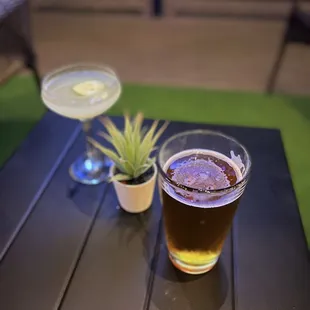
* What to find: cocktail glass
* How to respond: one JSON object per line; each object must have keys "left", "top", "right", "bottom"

{"left": 41, "top": 63, "right": 121, "bottom": 184}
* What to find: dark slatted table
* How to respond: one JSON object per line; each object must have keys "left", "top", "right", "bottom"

{"left": 0, "top": 112, "right": 309, "bottom": 310}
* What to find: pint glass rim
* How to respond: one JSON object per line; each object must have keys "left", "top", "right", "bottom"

{"left": 157, "top": 129, "right": 251, "bottom": 194}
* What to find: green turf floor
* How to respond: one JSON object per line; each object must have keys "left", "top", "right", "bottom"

{"left": 1, "top": 76, "right": 310, "bottom": 247}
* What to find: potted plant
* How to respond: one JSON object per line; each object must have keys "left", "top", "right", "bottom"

{"left": 90, "top": 113, "right": 169, "bottom": 213}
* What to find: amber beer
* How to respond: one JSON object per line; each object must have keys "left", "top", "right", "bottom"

{"left": 158, "top": 131, "right": 250, "bottom": 275}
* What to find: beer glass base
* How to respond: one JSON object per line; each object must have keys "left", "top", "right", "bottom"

{"left": 169, "top": 253, "right": 218, "bottom": 275}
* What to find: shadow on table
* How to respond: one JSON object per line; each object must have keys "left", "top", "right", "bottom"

{"left": 147, "top": 241, "right": 229, "bottom": 310}
{"left": 66, "top": 181, "right": 102, "bottom": 217}
{"left": 105, "top": 206, "right": 154, "bottom": 246}
{"left": 91, "top": 185, "right": 155, "bottom": 245}
{"left": 94, "top": 185, "right": 161, "bottom": 248}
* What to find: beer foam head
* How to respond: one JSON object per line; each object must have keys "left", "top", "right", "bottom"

{"left": 163, "top": 149, "right": 243, "bottom": 208}
{"left": 171, "top": 158, "right": 230, "bottom": 191}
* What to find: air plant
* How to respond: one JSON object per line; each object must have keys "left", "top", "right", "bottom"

{"left": 89, "top": 113, "right": 169, "bottom": 182}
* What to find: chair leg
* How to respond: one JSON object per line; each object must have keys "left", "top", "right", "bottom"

{"left": 266, "top": 35, "right": 288, "bottom": 94}
{"left": 25, "top": 50, "right": 41, "bottom": 91}
{"left": 3, "top": 20, "right": 41, "bottom": 91}
{"left": 266, "top": 4, "right": 301, "bottom": 94}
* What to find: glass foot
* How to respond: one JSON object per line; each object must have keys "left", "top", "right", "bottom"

{"left": 69, "top": 153, "right": 109, "bottom": 185}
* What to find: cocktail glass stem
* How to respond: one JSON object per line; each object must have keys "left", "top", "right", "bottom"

{"left": 69, "top": 119, "right": 108, "bottom": 185}
{"left": 83, "top": 119, "right": 96, "bottom": 159}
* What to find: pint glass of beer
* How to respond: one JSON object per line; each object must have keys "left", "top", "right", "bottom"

{"left": 157, "top": 130, "right": 251, "bottom": 274}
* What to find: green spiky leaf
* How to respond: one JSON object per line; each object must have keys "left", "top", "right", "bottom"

{"left": 90, "top": 113, "right": 169, "bottom": 182}
{"left": 110, "top": 173, "right": 132, "bottom": 182}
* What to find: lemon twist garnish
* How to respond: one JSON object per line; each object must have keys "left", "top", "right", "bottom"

{"left": 73, "top": 80, "right": 105, "bottom": 96}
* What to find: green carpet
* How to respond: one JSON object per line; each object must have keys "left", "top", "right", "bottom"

{"left": 1, "top": 76, "right": 310, "bottom": 247}
{"left": 0, "top": 77, "right": 45, "bottom": 165}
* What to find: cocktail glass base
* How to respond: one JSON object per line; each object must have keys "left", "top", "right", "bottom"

{"left": 169, "top": 252, "right": 218, "bottom": 275}
{"left": 69, "top": 153, "right": 111, "bottom": 185}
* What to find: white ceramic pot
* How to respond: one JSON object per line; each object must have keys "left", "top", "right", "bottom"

{"left": 110, "top": 164, "right": 157, "bottom": 213}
